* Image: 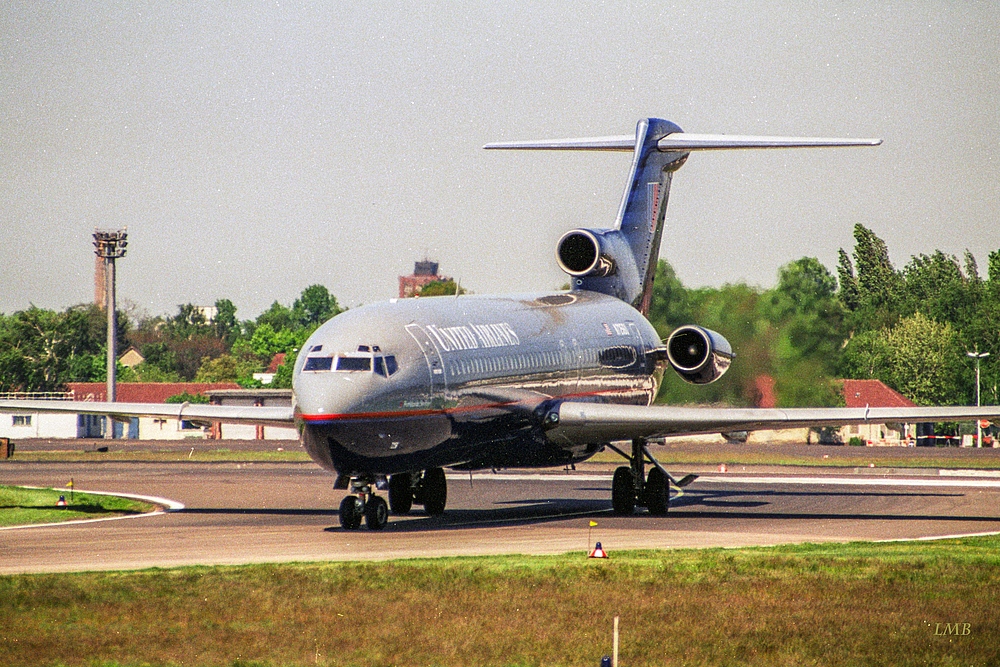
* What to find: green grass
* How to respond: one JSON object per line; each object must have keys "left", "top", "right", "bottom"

{"left": 9, "top": 449, "right": 312, "bottom": 463}
{"left": 0, "top": 486, "right": 156, "bottom": 527}
{"left": 2, "top": 537, "right": 999, "bottom": 666}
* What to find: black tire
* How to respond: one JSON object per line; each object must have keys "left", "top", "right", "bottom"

{"left": 421, "top": 468, "right": 447, "bottom": 515}
{"left": 644, "top": 467, "right": 669, "bottom": 516}
{"left": 388, "top": 473, "right": 413, "bottom": 515}
{"left": 339, "top": 495, "right": 364, "bottom": 530}
{"left": 364, "top": 495, "right": 389, "bottom": 530}
{"left": 611, "top": 466, "right": 635, "bottom": 515}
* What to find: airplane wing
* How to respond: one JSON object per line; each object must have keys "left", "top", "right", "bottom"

{"left": 0, "top": 400, "right": 295, "bottom": 428}
{"left": 545, "top": 402, "right": 1000, "bottom": 446}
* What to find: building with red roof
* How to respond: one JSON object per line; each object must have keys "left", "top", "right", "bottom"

{"left": 840, "top": 379, "right": 916, "bottom": 445}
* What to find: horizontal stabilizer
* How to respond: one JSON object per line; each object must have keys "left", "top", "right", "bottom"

{"left": 657, "top": 133, "right": 882, "bottom": 151}
{"left": 485, "top": 133, "right": 881, "bottom": 153}
{"left": 484, "top": 136, "right": 636, "bottom": 151}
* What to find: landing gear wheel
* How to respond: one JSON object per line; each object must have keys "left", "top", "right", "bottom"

{"left": 339, "top": 495, "right": 364, "bottom": 530}
{"left": 421, "top": 468, "right": 447, "bottom": 515}
{"left": 364, "top": 495, "right": 389, "bottom": 530}
{"left": 388, "top": 473, "right": 413, "bottom": 515}
{"left": 611, "top": 466, "right": 635, "bottom": 515}
{"left": 644, "top": 467, "right": 669, "bottom": 516}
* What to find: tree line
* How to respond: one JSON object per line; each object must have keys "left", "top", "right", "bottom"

{"left": 0, "top": 284, "right": 341, "bottom": 392}
{"left": 1, "top": 227, "right": 997, "bottom": 409}
{"left": 650, "top": 224, "right": 1000, "bottom": 408}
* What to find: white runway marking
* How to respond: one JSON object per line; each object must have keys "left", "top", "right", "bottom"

{"left": 697, "top": 475, "right": 1000, "bottom": 488}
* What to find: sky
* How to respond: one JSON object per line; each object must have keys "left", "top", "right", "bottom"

{"left": 2, "top": 2, "right": 998, "bottom": 321}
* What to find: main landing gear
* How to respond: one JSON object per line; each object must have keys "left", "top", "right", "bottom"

{"left": 608, "top": 438, "right": 698, "bottom": 516}
{"left": 338, "top": 468, "right": 448, "bottom": 530}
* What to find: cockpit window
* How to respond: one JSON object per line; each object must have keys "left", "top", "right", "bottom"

{"left": 336, "top": 356, "right": 372, "bottom": 372}
{"left": 374, "top": 355, "right": 398, "bottom": 377}
{"left": 303, "top": 357, "right": 333, "bottom": 371}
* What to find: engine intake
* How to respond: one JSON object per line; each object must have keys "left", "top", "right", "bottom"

{"left": 556, "top": 229, "right": 616, "bottom": 277}
{"left": 666, "top": 325, "right": 733, "bottom": 385}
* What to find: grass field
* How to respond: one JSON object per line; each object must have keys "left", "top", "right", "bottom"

{"left": 8, "top": 449, "right": 313, "bottom": 463}
{"left": 0, "top": 486, "right": 156, "bottom": 527}
{"left": 1, "top": 536, "right": 998, "bottom": 666}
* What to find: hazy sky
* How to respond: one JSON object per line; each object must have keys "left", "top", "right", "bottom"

{"left": 2, "top": 2, "right": 998, "bottom": 320}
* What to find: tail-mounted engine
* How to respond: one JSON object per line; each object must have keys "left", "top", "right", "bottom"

{"left": 666, "top": 325, "right": 733, "bottom": 385}
{"left": 556, "top": 229, "right": 640, "bottom": 302}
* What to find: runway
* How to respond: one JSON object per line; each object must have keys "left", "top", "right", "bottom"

{"left": 2, "top": 461, "right": 1000, "bottom": 574}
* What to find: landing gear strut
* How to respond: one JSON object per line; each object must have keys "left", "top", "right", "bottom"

{"left": 339, "top": 468, "right": 448, "bottom": 529}
{"left": 338, "top": 477, "right": 389, "bottom": 530}
{"left": 608, "top": 438, "right": 698, "bottom": 516}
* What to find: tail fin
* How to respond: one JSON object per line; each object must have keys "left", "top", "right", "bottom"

{"left": 485, "top": 119, "right": 880, "bottom": 314}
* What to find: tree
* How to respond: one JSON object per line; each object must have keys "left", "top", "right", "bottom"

{"left": 0, "top": 306, "right": 106, "bottom": 391}
{"left": 843, "top": 313, "right": 967, "bottom": 406}
{"left": 763, "top": 258, "right": 846, "bottom": 407}
{"left": 841, "top": 224, "right": 902, "bottom": 331}
{"left": 293, "top": 284, "right": 340, "bottom": 326}
{"left": 883, "top": 313, "right": 967, "bottom": 405}
{"left": 836, "top": 248, "right": 859, "bottom": 311}
{"left": 646, "top": 260, "right": 692, "bottom": 329}
{"left": 419, "top": 280, "right": 466, "bottom": 297}
{"left": 193, "top": 353, "right": 263, "bottom": 383}
{"left": 213, "top": 298, "right": 239, "bottom": 344}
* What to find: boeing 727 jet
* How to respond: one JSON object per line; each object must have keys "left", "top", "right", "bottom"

{"left": 4, "top": 118, "right": 1000, "bottom": 530}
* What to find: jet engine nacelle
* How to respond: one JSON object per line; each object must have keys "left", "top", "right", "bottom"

{"left": 666, "top": 325, "right": 734, "bottom": 385}
{"left": 556, "top": 228, "right": 635, "bottom": 278}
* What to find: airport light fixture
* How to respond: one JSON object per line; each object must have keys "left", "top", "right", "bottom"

{"left": 93, "top": 229, "right": 127, "bottom": 438}
{"left": 966, "top": 349, "right": 990, "bottom": 448}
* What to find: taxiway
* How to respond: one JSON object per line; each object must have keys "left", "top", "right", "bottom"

{"left": 2, "top": 461, "right": 1000, "bottom": 574}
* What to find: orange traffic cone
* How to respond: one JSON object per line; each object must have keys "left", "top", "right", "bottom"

{"left": 589, "top": 541, "right": 608, "bottom": 558}
{"left": 718, "top": 463, "right": 727, "bottom": 473}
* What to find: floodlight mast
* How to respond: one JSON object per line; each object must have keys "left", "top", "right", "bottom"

{"left": 93, "top": 229, "right": 127, "bottom": 438}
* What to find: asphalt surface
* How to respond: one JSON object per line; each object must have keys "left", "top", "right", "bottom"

{"left": 3, "top": 458, "right": 1000, "bottom": 574}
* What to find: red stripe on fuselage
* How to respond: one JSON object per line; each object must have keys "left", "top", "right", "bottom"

{"left": 297, "top": 388, "right": 646, "bottom": 424}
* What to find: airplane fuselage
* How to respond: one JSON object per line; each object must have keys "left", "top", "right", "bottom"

{"left": 294, "top": 290, "right": 666, "bottom": 476}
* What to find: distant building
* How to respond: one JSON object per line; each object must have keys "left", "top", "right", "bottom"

{"left": 68, "top": 382, "right": 241, "bottom": 439}
{"left": 399, "top": 260, "right": 450, "bottom": 298}
{"left": 118, "top": 347, "right": 145, "bottom": 368}
{"left": 205, "top": 388, "right": 297, "bottom": 440}
{"left": 195, "top": 305, "right": 217, "bottom": 323}
{"left": 840, "top": 378, "right": 917, "bottom": 445}
{"left": 0, "top": 383, "right": 239, "bottom": 440}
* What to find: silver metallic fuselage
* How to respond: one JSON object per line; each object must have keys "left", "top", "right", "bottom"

{"left": 294, "top": 290, "right": 666, "bottom": 476}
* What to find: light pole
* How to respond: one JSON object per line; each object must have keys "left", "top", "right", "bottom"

{"left": 967, "top": 349, "right": 990, "bottom": 448}
{"left": 93, "top": 229, "right": 127, "bottom": 439}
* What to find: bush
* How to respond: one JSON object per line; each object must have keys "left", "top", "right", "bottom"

{"left": 848, "top": 436, "right": 865, "bottom": 447}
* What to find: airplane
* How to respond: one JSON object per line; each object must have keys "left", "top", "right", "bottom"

{"left": 4, "top": 117, "right": 1000, "bottom": 531}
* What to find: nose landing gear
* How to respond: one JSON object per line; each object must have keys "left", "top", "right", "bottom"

{"left": 338, "top": 477, "right": 389, "bottom": 530}
{"left": 338, "top": 467, "right": 449, "bottom": 530}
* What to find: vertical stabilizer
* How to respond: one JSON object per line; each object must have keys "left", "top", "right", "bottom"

{"left": 608, "top": 119, "right": 689, "bottom": 314}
